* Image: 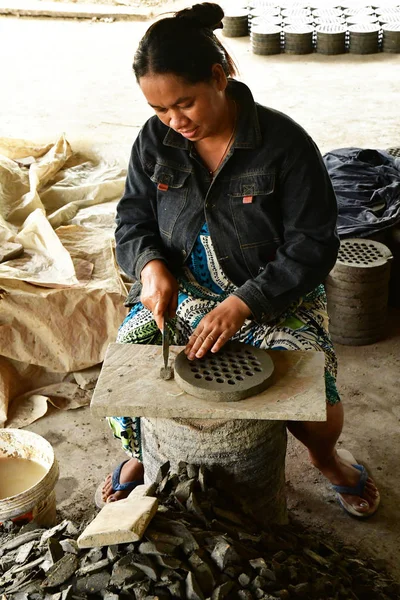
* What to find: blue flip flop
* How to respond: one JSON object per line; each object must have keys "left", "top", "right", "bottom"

{"left": 333, "top": 449, "right": 380, "bottom": 519}
{"left": 95, "top": 460, "right": 144, "bottom": 509}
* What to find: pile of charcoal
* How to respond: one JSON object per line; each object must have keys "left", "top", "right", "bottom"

{"left": 1, "top": 461, "right": 399, "bottom": 600}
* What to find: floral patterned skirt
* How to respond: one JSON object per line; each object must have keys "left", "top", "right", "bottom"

{"left": 108, "top": 223, "right": 340, "bottom": 460}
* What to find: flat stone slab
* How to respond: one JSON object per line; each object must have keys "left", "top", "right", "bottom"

{"left": 90, "top": 344, "right": 326, "bottom": 421}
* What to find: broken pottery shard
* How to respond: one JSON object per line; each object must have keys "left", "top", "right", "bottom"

{"left": 174, "top": 478, "right": 196, "bottom": 502}
{"left": 168, "top": 580, "right": 184, "bottom": 598}
{"left": 238, "top": 531, "right": 262, "bottom": 544}
{"left": 60, "top": 539, "right": 79, "bottom": 555}
{"left": 259, "top": 567, "right": 276, "bottom": 581}
{"left": 188, "top": 550, "right": 215, "bottom": 596}
{"left": 10, "top": 556, "right": 45, "bottom": 578}
{"left": 185, "top": 571, "right": 205, "bottom": 600}
{"left": 73, "top": 571, "right": 111, "bottom": 594}
{"left": 238, "top": 591, "right": 253, "bottom": 600}
{"left": 251, "top": 575, "right": 266, "bottom": 590}
{"left": 146, "top": 529, "right": 184, "bottom": 547}
{"left": 211, "top": 539, "right": 241, "bottom": 571}
{"left": 106, "top": 545, "right": 119, "bottom": 562}
{"left": 303, "top": 548, "right": 330, "bottom": 567}
{"left": 138, "top": 540, "right": 178, "bottom": 557}
{"left": 213, "top": 506, "right": 244, "bottom": 525}
{"left": 84, "top": 547, "right": 103, "bottom": 563}
{"left": 156, "top": 462, "right": 171, "bottom": 484}
{"left": 288, "top": 582, "right": 309, "bottom": 597}
{"left": 162, "top": 567, "right": 185, "bottom": 583}
{"left": 186, "top": 492, "right": 207, "bottom": 523}
{"left": 75, "top": 557, "right": 109, "bottom": 576}
{"left": 15, "top": 540, "right": 36, "bottom": 564}
{"left": 77, "top": 495, "right": 158, "bottom": 548}
{"left": 129, "top": 580, "right": 151, "bottom": 599}
{"left": 0, "top": 241, "right": 24, "bottom": 263}
{"left": 249, "top": 558, "right": 268, "bottom": 572}
{"left": 103, "top": 593, "right": 119, "bottom": 600}
{"left": 153, "top": 554, "right": 182, "bottom": 569}
{"left": 238, "top": 572, "right": 251, "bottom": 587}
{"left": 187, "top": 464, "right": 199, "bottom": 479}
{"left": 41, "top": 554, "right": 78, "bottom": 588}
{"left": 2, "top": 530, "right": 44, "bottom": 552}
{"left": 211, "top": 581, "right": 234, "bottom": 599}
{"left": 47, "top": 538, "right": 64, "bottom": 564}
{"left": 198, "top": 465, "right": 208, "bottom": 493}
{"left": 153, "top": 519, "right": 199, "bottom": 555}
{"left": 40, "top": 522, "right": 69, "bottom": 546}
{"left": 130, "top": 553, "right": 159, "bottom": 581}
{"left": 65, "top": 521, "right": 79, "bottom": 537}
{"left": 110, "top": 555, "right": 144, "bottom": 587}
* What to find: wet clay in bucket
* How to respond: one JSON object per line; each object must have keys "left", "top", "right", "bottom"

{"left": 0, "top": 429, "right": 59, "bottom": 526}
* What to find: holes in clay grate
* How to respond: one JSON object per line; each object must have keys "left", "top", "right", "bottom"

{"left": 187, "top": 349, "right": 261, "bottom": 385}
{"left": 338, "top": 240, "right": 388, "bottom": 266}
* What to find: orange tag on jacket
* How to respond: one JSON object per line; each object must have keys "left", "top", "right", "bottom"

{"left": 243, "top": 195, "right": 253, "bottom": 204}
{"left": 158, "top": 183, "right": 169, "bottom": 192}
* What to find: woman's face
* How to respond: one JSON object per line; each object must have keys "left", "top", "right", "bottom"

{"left": 139, "top": 65, "right": 229, "bottom": 142}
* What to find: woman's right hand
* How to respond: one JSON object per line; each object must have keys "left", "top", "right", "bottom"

{"left": 140, "top": 260, "right": 179, "bottom": 330}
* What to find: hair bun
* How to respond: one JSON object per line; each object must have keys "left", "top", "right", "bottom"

{"left": 175, "top": 3, "right": 224, "bottom": 31}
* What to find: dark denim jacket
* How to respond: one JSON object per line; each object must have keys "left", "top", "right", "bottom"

{"left": 115, "top": 80, "right": 339, "bottom": 322}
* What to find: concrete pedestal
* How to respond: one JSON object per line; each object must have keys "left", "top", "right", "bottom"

{"left": 141, "top": 417, "right": 288, "bottom": 525}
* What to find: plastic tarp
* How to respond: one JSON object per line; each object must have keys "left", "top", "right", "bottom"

{"left": 0, "top": 135, "right": 128, "bottom": 427}
{"left": 323, "top": 148, "right": 400, "bottom": 238}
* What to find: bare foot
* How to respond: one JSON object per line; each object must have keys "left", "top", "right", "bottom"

{"left": 101, "top": 458, "right": 144, "bottom": 503}
{"left": 311, "top": 450, "right": 379, "bottom": 515}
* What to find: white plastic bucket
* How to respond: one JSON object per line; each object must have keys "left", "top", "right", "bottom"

{"left": 0, "top": 428, "right": 59, "bottom": 526}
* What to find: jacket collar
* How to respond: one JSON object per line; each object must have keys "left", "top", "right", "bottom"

{"left": 163, "top": 79, "right": 262, "bottom": 150}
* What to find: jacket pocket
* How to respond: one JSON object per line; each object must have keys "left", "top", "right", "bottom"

{"left": 151, "top": 163, "right": 191, "bottom": 242}
{"left": 229, "top": 172, "right": 281, "bottom": 277}
{"left": 229, "top": 172, "right": 281, "bottom": 247}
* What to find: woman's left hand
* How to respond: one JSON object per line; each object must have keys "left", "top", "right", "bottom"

{"left": 185, "top": 296, "right": 252, "bottom": 360}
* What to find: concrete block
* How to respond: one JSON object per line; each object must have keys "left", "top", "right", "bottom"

{"left": 77, "top": 495, "right": 158, "bottom": 549}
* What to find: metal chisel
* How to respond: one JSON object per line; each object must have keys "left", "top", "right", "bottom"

{"left": 160, "top": 315, "right": 173, "bottom": 380}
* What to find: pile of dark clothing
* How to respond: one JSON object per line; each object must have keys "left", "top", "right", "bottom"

{"left": 323, "top": 148, "right": 400, "bottom": 238}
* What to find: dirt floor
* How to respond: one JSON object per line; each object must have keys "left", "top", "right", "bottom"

{"left": 1, "top": 11, "right": 400, "bottom": 581}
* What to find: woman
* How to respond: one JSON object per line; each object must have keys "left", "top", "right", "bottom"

{"left": 101, "top": 3, "right": 379, "bottom": 518}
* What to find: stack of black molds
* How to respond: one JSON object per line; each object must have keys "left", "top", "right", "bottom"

{"left": 348, "top": 23, "right": 381, "bottom": 53}
{"left": 326, "top": 239, "right": 393, "bottom": 346}
{"left": 316, "top": 24, "right": 347, "bottom": 54}
{"left": 250, "top": 24, "right": 282, "bottom": 54}
{"left": 222, "top": 10, "right": 249, "bottom": 37}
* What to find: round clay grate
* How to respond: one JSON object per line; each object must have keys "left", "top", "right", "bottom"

{"left": 337, "top": 239, "right": 392, "bottom": 268}
{"left": 174, "top": 341, "right": 274, "bottom": 403}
